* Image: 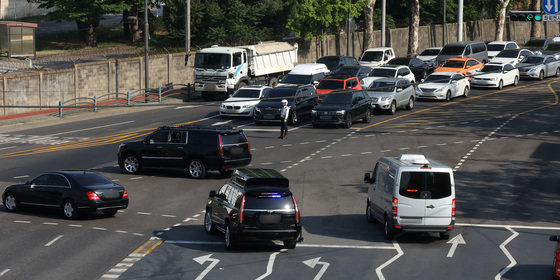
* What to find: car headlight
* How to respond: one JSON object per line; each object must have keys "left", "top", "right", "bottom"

{"left": 527, "top": 68, "right": 536, "bottom": 73}
{"left": 221, "top": 104, "right": 226, "bottom": 108}
{"left": 490, "top": 77, "right": 499, "bottom": 81}
{"left": 380, "top": 96, "right": 390, "bottom": 101}
{"left": 312, "top": 109, "right": 317, "bottom": 114}
{"left": 371, "top": 97, "right": 379, "bottom": 102}
{"left": 336, "top": 110, "right": 345, "bottom": 115}
{"left": 242, "top": 105, "right": 249, "bottom": 109}
{"left": 434, "top": 87, "right": 443, "bottom": 92}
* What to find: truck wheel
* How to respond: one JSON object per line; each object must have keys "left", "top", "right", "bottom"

{"left": 237, "top": 81, "right": 248, "bottom": 90}
{"left": 269, "top": 77, "right": 278, "bottom": 87}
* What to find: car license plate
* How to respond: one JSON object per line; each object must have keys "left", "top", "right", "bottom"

{"left": 230, "top": 146, "right": 243, "bottom": 155}
{"left": 263, "top": 114, "right": 275, "bottom": 120}
{"left": 520, "top": 72, "right": 526, "bottom": 75}
{"left": 259, "top": 214, "right": 281, "bottom": 224}
{"left": 319, "top": 116, "right": 331, "bottom": 120}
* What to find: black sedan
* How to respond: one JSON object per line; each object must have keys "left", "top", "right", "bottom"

{"left": 386, "top": 57, "right": 429, "bottom": 81}
{"left": 2, "top": 171, "right": 128, "bottom": 219}
{"left": 253, "top": 85, "right": 318, "bottom": 126}
{"left": 311, "top": 90, "right": 372, "bottom": 128}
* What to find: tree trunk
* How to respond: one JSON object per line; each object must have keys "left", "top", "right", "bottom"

{"left": 407, "top": 0, "right": 420, "bottom": 57}
{"left": 76, "top": 20, "right": 98, "bottom": 47}
{"left": 123, "top": 10, "right": 130, "bottom": 41}
{"left": 363, "top": 0, "right": 376, "bottom": 50}
{"left": 495, "top": 0, "right": 510, "bottom": 41}
{"left": 131, "top": 6, "right": 142, "bottom": 43}
{"left": 530, "top": 0, "right": 541, "bottom": 38}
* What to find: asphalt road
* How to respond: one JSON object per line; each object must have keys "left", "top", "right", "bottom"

{"left": 0, "top": 77, "right": 559, "bottom": 280}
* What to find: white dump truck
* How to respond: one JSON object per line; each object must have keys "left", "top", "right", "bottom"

{"left": 194, "top": 42, "right": 298, "bottom": 100}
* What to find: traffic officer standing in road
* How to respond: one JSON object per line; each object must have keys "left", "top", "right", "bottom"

{"left": 279, "top": 99, "right": 289, "bottom": 139}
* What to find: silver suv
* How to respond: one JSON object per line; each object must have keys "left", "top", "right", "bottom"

{"left": 365, "top": 78, "right": 415, "bottom": 115}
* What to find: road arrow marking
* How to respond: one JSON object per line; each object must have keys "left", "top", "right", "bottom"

{"left": 446, "top": 234, "right": 466, "bottom": 258}
{"left": 255, "top": 249, "right": 287, "bottom": 280}
{"left": 302, "top": 257, "right": 330, "bottom": 280}
{"left": 193, "top": 254, "right": 220, "bottom": 280}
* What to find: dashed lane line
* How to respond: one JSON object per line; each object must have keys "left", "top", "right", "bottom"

{"left": 44, "top": 235, "right": 63, "bottom": 247}
{"left": 48, "top": 121, "right": 135, "bottom": 136}
{"left": 0, "top": 269, "right": 10, "bottom": 277}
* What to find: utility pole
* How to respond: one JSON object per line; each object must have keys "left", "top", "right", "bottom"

{"left": 144, "top": 0, "right": 150, "bottom": 101}
{"left": 347, "top": 0, "right": 352, "bottom": 56}
{"left": 443, "top": 0, "right": 447, "bottom": 46}
{"left": 185, "top": 0, "right": 190, "bottom": 63}
{"left": 458, "top": 0, "right": 463, "bottom": 42}
{"left": 381, "top": 0, "right": 386, "bottom": 47}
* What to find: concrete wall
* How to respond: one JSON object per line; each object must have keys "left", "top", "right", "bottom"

{"left": 0, "top": 0, "right": 52, "bottom": 19}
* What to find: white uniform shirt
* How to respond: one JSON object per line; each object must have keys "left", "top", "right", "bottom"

{"left": 280, "top": 105, "right": 290, "bottom": 121}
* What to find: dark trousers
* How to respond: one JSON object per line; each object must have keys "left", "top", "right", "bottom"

{"left": 280, "top": 119, "right": 288, "bottom": 138}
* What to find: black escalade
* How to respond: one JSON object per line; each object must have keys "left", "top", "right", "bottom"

{"left": 204, "top": 168, "right": 302, "bottom": 249}
{"left": 253, "top": 85, "right": 318, "bottom": 126}
{"left": 117, "top": 126, "right": 251, "bottom": 179}
{"left": 311, "top": 90, "right": 372, "bottom": 128}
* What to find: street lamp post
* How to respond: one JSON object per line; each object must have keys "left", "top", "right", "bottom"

{"left": 144, "top": 0, "right": 150, "bottom": 102}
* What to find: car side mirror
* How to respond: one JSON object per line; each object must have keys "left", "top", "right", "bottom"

{"left": 551, "top": 235, "right": 559, "bottom": 241}
{"left": 313, "top": 81, "right": 319, "bottom": 87}
{"left": 209, "top": 190, "right": 216, "bottom": 198}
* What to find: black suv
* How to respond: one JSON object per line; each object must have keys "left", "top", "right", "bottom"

{"left": 253, "top": 85, "right": 318, "bottom": 126}
{"left": 311, "top": 90, "right": 372, "bottom": 128}
{"left": 117, "top": 126, "right": 251, "bottom": 179}
{"left": 316, "top": 55, "right": 360, "bottom": 71}
{"left": 204, "top": 168, "right": 302, "bottom": 249}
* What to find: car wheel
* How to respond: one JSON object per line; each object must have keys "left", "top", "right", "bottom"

{"left": 406, "top": 97, "right": 414, "bottom": 110}
{"left": 123, "top": 154, "right": 141, "bottom": 174}
{"left": 463, "top": 86, "right": 469, "bottom": 98}
{"left": 440, "top": 231, "right": 450, "bottom": 240}
{"left": 497, "top": 80, "right": 503, "bottom": 90}
{"left": 556, "top": 68, "right": 560, "bottom": 78}
{"left": 363, "top": 109, "right": 372, "bottom": 123}
{"left": 539, "top": 70, "right": 544, "bottom": 81}
{"left": 445, "top": 91, "right": 451, "bottom": 102}
{"left": 225, "top": 223, "right": 236, "bottom": 249}
{"left": 388, "top": 101, "right": 397, "bottom": 114}
{"left": 283, "top": 239, "right": 297, "bottom": 249}
{"left": 513, "top": 76, "right": 519, "bottom": 86}
{"left": 288, "top": 111, "right": 298, "bottom": 126}
{"left": 366, "top": 201, "right": 375, "bottom": 223}
{"left": 344, "top": 113, "right": 353, "bottom": 128}
{"left": 188, "top": 159, "right": 206, "bottom": 179}
{"left": 204, "top": 210, "right": 215, "bottom": 234}
{"left": 62, "top": 199, "right": 79, "bottom": 219}
{"left": 3, "top": 193, "right": 18, "bottom": 212}
{"left": 384, "top": 216, "right": 394, "bottom": 240}
{"left": 103, "top": 209, "right": 118, "bottom": 216}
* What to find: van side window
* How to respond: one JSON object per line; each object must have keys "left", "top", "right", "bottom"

{"left": 399, "top": 172, "right": 452, "bottom": 199}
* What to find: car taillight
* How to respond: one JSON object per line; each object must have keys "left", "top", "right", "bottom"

{"left": 239, "top": 196, "right": 246, "bottom": 223}
{"left": 86, "top": 190, "right": 101, "bottom": 200}
{"left": 122, "top": 189, "right": 128, "bottom": 198}
{"left": 243, "top": 132, "right": 250, "bottom": 151}
{"left": 218, "top": 135, "right": 224, "bottom": 155}
{"left": 392, "top": 197, "right": 398, "bottom": 217}
{"left": 452, "top": 198, "right": 456, "bottom": 219}
{"left": 292, "top": 196, "right": 300, "bottom": 223}
{"left": 556, "top": 249, "right": 560, "bottom": 278}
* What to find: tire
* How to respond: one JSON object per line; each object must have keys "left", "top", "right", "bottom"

{"left": 122, "top": 154, "right": 141, "bottom": 174}
{"left": 288, "top": 110, "right": 298, "bottom": 126}
{"left": 237, "top": 81, "right": 248, "bottom": 90}
{"left": 363, "top": 109, "right": 372, "bottom": 123}
{"left": 62, "top": 199, "right": 79, "bottom": 219}
{"left": 188, "top": 158, "right": 206, "bottom": 179}
{"left": 384, "top": 217, "right": 394, "bottom": 240}
{"left": 269, "top": 77, "right": 278, "bottom": 87}
{"left": 440, "top": 231, "right": 450, "bottom": 240}
{"left": 556, "top": 68, "right": 560, "bottom": 78}
{"left": 445, "top": 91, "right": 451, "bottom": 102}
{"left": 3, "top": 193, "right": 18, "bottom": 212}
{"left": 463, "top": 86, "right": 469, "bottom": 98}
{"left": 225, "top": 223, "right": 236, "bottom": 250}
{"left": 497, "top": 80, "right": 503, "bottom": 90}
{"left": 366, "top": 201, "right": 375, "bottom": 223}
{"left": 204, "top": 210, "right": 215, "bottom": 234}
{"left": 388, "top": 101, "right": 397, "bottom": 115}
{"left": 406, "top": 97, "right": 414, "bottom": 110}
{"left": 513, "top": 76, "right": 519, "bottom": 86}
{"left": 344, "top": 113, "right": 353, "bottom": 128}
{"left": 103, "top": 209, "right": 118, "bottom": 216}
{"left": 283, "top": 239, "right": 297, "bottom": 249}
{"left": 539, "top": 70, "right": 544, "bottom": 81}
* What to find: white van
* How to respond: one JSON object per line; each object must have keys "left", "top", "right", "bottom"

{"left": 277, "top": 63, "right": 330, "bottom": 87}
{"left": 363, "top": 154, "right": 455, "bottom": 240}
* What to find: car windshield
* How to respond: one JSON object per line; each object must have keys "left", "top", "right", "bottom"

{"left": 321, "top": 94, "right": 352, "bottom": 104}
{"left": 480, "top": 65, "right": 503, "bottom": 73}
{"left": 232, "top": 89, "right": 261, "bottom": 98}
{"left": 194, "top": 53, "right": 231, "bottom": 69}
{"left": 487, "top": 44, "right": 506, "bottom": 51}
{"left": 361, "top": 51, "right": 383, "bottom": 61}
{"left": 524, "top": 40, "right": 546, "bottom": 47}
{"left": 281, "top": 74, "right": 311, "bottom": 85}
{"left": 317, "top": 57, "right": 340, "bottom": 69}
{"left": 442, "top": 60, "right": 465, "bottom": 68}
{"left": 496, "top": 49, "right": 519, "bottom": 58}
{"left": 419, "top": 49, "right": 440, "bottom": 56}
{"left": 544, "top": 44, "right": 560, "bottom": 51}
{"left": 439, "top": 46, "right": 465, "bottom": 55}
{"left": 370, "top": 68, "right": 396, "bottom": 77}
{"left": 521, "top": 56, "right": 544, "bottom": 64}
{"left": 71, "top": 173, "right": 113, "bottom": 186}
{"left": 424, "top": 74, "right": 451, "bottom": 83}
{"left": 317, "top": 80, "right": 344, "bottom": 89}
{"left": 265, "top": 88, "right": 296, "bottom": 99}
{"left": 387, "top": 58, "right": 410, "bottom": 65}
{"left": 399, "top": 171, "right": 452, "bottom": 199}
{"left": 369, "top": 81, "right": 396, "bottom": 92}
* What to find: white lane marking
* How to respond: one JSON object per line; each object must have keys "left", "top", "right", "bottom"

{"left": 446, "top": 234, "right": 466, "bottom": 258}
{"left": 175, "top": 105, "right": 202, "bottom": 109}
{"left": 375, "top": 241, "right": 404, "bottom": 280}
{"left": 111, "top": 179, "right": 119, "bottom": 182}
{"left": 361, "top": 151, "right": 372, "bottom": 155}
{"left": 282, "top": 144, "right": 292, "bottom": 147}
{"left": 116, "top": 230, "right": 128, "bottom": 234}
{"left": 184, "top": 218, "right": 198, "bottom": 222}
{"left": 235, "top": 121, "right": 255, "bottom": 128}
{"left": 43, "top": 222, "right": 58, "bottom": 225}
{"left": 165, "top": 241, "right": 224, "bottom": 245}
{"left": 133, "top": 233, "right": 144, "bottom": 236}
{"left": 300, "top": 142, "right": 310, "bottom": 145}
{"left": 45, "top": 235, "right": 64, "bottom": 247}
{"left": 315, "top": 140, "right": 326, "bottom": 143}
{"left": 136, "top": 212, "right": 152, "bottom": 215}
{"left": 380, "top": 150, "right": 392, "bottom": 153}
{"left": 298, "top": 244, "right": 395, "bottom": 249}
{"left": 161, "top": 214, "right": 176, "bottom": 218}
{"left": 14, "top": 220, "right": 30, "bottom": 224}
{"left": 255, "top": 249, "right": 287, "bottom": 280}
{"left": 240, "top": 128, "right": 279, "bottom": 132}
{"left": 454, "top": 141, "right": 465, "bottom": 144}
{"left": 12, "top": 175, "right": 29, "bottom": 179}
{"left": 280, "top": 160, "right": 292, "bottom": 163}
{"left": 264, "top": 146, "right": 275, "bottom": 149}
{"left": 93, "top": 227, "right": 108, "bottom": 231}
{"left": 48, "top": 121, "right": 135, "bottom": 136}
{"left": 416, "top": 145, "right": 428, "bottom": 148}
{"left": 341, "top": 154, "right": 352, "bottom": 157}
{"left": 212, "top": 120, "right": 232, "bottom": 126}
{"left": 193, "top": 214, "right": 201, "bottom": 218}
{"left": 261, "top": 162, "right": 273, "bottom": 165}
{"left": 173, "top": 223, "right": 182, "bottom": 227}
{"left": 0, "top": 269, "right": 10, "bottom": 277}
{"left": 436, "top": 143, "right": 447, "bottom": 146}
{"left": 130, "top": 177, "right": 142, "bottom": 180}
{"left": 494, "top": 227, "right": 519, "bottom": 280}
{"left": 68, "top": 224, "right": 82, "bottom": 227}
{"left": 321, "top": 156, "right": 332, "bottom": 159}
{"left": 0, "top": 146, "right": 16, "bottom": 151}
{"left": 399, "top": 147, "right": 409, "bottom": 151}
{"left": 302, "top": 257, "right": 330, "bottom": 280}
{"left": 288, "top": 124, "right": 312, "bottom": 131}
{"left": 456, "top": 223, "right": 560, "bottom": 231}
{"left": 193, "top": 254, "right": 221, "bottom": 280}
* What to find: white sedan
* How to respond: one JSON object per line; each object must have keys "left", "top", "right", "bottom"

{"left": 415, "top": 72, "right": 470, "bottom": 101}
{"left": 219, "top": 86, "right": 271, "bottom": 118}
{"left": 471, "top": 63, "right": 519, "bottom": 89}
{"left": 361, "top": 65, "right": 416, "bottom": 88}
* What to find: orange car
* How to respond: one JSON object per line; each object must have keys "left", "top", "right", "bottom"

{"left": 434, "top": 57, "right": 483, "bottom": 79}
{"left": 316, "top": 75, "right": 362, "bottom": 100}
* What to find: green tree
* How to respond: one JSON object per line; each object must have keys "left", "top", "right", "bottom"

{"left": 28, "top": 0, "right": 129, "bottom": 47}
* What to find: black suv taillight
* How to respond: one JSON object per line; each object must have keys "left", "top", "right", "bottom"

{"left": 292, "top": 196, "right": 300, "bottom": 223}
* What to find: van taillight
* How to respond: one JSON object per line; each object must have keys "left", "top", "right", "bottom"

{"left": 239, "top": 196, "right": 246, "bottom": 223}
{"left": 452, "top": 198, "right": 456, "bottom": 218}
{"left": 392, "top": 197, "right": 398, "bottom": 217}
{"left": 292, "top": 196, "right": 300, "bottom": 223}
{"left": 218, "top": 135, "right": 224, "bottom": 155}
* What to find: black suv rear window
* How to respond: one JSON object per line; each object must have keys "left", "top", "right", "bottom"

{"left": 399, "top": 171, "right": 451, "bottom": 199}
{"left": 244, "top": 194, "right": 294, "bottom": 210}
{"left": 221, "top": 132, "right": 247, "bottom": 145}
